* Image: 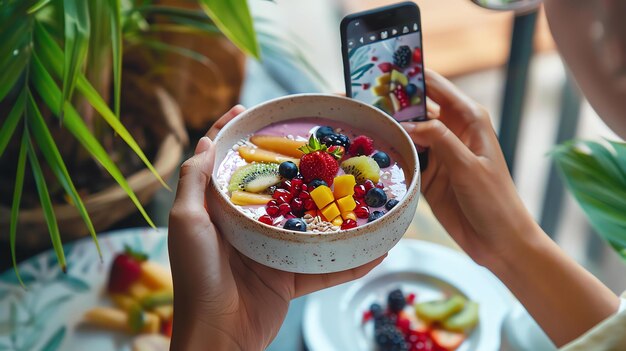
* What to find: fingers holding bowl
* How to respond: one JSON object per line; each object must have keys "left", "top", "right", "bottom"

{"left": 206, "top": 105, "right": 246, "bottom": 140}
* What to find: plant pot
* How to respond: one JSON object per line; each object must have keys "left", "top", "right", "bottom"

{"left": 0, "top": 85, "right": 187, "bottom": 249}
{"left": 156, "top": 0, "right": 247, "bottom": 130}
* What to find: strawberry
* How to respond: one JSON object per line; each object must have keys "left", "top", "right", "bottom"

{"left": 107, "top": 246, "right": 148, "bottom": 294}
{"left": 348, "top": 135, "right": 375, "bottom": 156}
{"left": 431, "top": 329, "right": 465, "bottom": 351}
{"left": 378, "top": 62, "right": 393, "bottom": 73}
{"left": 393, "top": 85, "right": 410, "bottom": 109}
{"left": 162, "top": 319, "right": 173, "bottom": 338}
{"left": 298, "top": 135, "right": 339, "bottom": 186}
{"left": 413, "top": 48, "right": 422, "bottom": 63}
{"left": 327, "top": 145, "right": 345, "bottom": 160}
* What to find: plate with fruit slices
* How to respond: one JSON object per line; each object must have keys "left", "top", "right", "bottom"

{"left": 303, "top": 239, "right": 512, "bottom": 351}
{"left": 0, "top": 228, "right": 172, "bottom": 351}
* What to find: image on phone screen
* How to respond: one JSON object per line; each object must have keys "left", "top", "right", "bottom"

{"left": 344, "top": 11, "right": 426, "bottom": 122}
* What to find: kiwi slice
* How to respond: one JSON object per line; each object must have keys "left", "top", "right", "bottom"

{"left": 415, "top": 295, "right": 466, "bottom": 323}
{"left": 341, "top": 156, "right": 381, "bottom": 183}
{"left": 228, "top": 163, "right": 281, "bottom": 193}
{"left": 442, "top": 301, "right": 479, "bottom": 332}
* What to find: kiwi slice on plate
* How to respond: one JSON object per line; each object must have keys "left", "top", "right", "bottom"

{"left": 415, "top": 295, "right": 466, "bottom": 323}
{"left": 341, "top": 156, "right": 380, "bottom": 183}
{"left": 228, "top": 163, "right": 281, "bottom": 193}
{"left": 442, "top": 301, "right": 479, "bottom": 332}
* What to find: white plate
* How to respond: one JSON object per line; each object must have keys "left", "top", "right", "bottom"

{"left": 0, "top": 228, "right": 169, "bottom": 351}
{"left": 303, "top": 239, "right": 512, "bottom": 351}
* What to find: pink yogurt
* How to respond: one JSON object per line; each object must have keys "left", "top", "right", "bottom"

{"left": 215, "top": 118, "right": 407, "bottom": 231}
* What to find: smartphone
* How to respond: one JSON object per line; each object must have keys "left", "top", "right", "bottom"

{"left": 341, "top": 2, "right": 429, "bottom": 169}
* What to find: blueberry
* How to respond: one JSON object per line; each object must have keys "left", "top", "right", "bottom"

{"left": 406, "top": 83, "right": 418, "bottom": 97}
{"left": 385, "top": 199, "right": 399, "bottom": 211}
{"left": 279, "top": 161, "right": 298, "bottom": 179}
{"left": 370, "top": 303, "right": 384, "bottom": 319}
{"left": 315, "top": 126, "right": 335, "bottom": 141}
{"left": 365, "top": 188, "right": 387, "bottom": 208}
{"left": 387, "top": 289, "right": 406, "bottom": 313}
{"left": 368, "top": 210, "right": 385, "bottom": 222}
{"left": 372, "top": 151, "right": 391, "bottom": 168}
{"left": 308, "top": 179, "right": 328, "bottom": 189}
{"left": 283, "top": 218, "right": 307, "bottom": 232}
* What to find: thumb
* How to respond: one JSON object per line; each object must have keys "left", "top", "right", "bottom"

{"left": 402, "top": 120, "right": 477, "bottom": 173}
{"left": 173, "top": 137, "right": 216, "bottom": 211}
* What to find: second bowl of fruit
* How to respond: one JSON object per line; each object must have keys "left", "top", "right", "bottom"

{"left": 207, "top": 94, "right": 420, "bottom": 273}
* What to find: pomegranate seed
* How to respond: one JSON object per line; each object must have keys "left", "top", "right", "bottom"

{"left": 363, "top": 83, "right": 370, "bottom": 90}
{"left": 278, "top": 195, "right": 294, "bottom": 204}
{"left": 362, "top": 310, "right": 373, "bottom": 323}
{"left": 341, "top": 219, "right": 357, "bottom": 230}
{"left": 299, "top": 191, "right": 311, "bottom": 200}
{"left": 291, "top": 198, "right": 304, "bottom": 213}
{"left": 266, "top": 206, "right": 280, "bottom": 217}
{"left": 273, "top": 189, "right": 291, "bottom": 200}
{"left": 284, "top": 212, "right": 296, "bottom": 219}
{"left": 355, "top": 198, "right": 362, "bottom": 207}
{"left": 364, "top": 180, "right": 375, "bottom": 191}
{"left": 304, "top": 198, "right": 316, "bottom": 210}
{"left": 354, "top": 184, "right": 366, "bottom": 198}
{"left": 258, "top": 215, "right": 273, "bottom": 225}
{"left": 301, "top": 184, "right": 308, "bottom": 192}
{"left": 376, "top": 182, "right": 384, "bottom": 189}
{"left": 355, "top": 206, "right": 370, "bottom": 219}
{"left": 281, "top": 180, "right": 292, "bottom": 190}
{"left": 371, "top": 56, "right": 378, "bottom": 62}
{"left": 291, "top": 178, "right": 303, "bottom": 191}
{"left": 406, "top": 293, "right": 416, "bottom": 304}
{"left": 267, "top": 200, "right": 278, "bottom": 208}
{"left": 278, "top": 203, "right": 291, "bottom": 216}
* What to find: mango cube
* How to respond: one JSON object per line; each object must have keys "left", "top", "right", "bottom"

{"left": 336, "top": 195, "right": 357, "bottom": 213}
{"left": 310, "top": 185, "right": 334, "bottom": 208}
{"left": 332, "top": 216, "right": 344, "bottom": 227}
{"left": 342, "top": 211, "right": 356, "bottom": 221}
{"left": 321, "top": 203, "right": 341, "bottom": 222}
{"left": 333, "top": 175, "right": 356, "bottom": 199}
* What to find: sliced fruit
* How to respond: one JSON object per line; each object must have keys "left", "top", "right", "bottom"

{"left": 415, "top": 295, "right": 466, "bottom": 323}
{"left": 140, "top": 261, "right": 173, "bottom": 291}
{"left": 310, "top": 185, "right": 334, "bottom": 208}
{"left": 249, "top": 135, "right": 306, "bottom": 158}
{"left": 372, "top": 84, "right": 390, "bottom": 97}
{"left": 341, "top": 211, "right": 356, "bottom": 221}
{"left": 391, "top": 69, "right": 409, "bottom": 87}
{"left": 411, "top": 94, "right": 422, "bottom": 106}
{"left": 333, "top": 174, "right": 356, "bottom": 199}
{"left": 321, "top": 202, "right": 341, "bottom": 222}
{"left": 110, "top": 294, "right": 137, "bottom": 312}
{"left": 128, "top": 281, "right": 152, "bottom": 300}
{"left": 389, "top": 93, "right": 401, "bottom": 113}
{"left": 341, "top": 156, "right": 381, "bottom": 183}
{"left": 393, "top": 85, "right": 410, "bottom": 109}
{"left": 373, "top": 96, "right": 393, "bottom": 115}
{"left": 336, "top": 195, "right": 357, "bottom": 213}
{"left": 431, "top": 329, "right": 465, "bottom": 351}
{"left": 375, "top": 72, "right": 391, "bottom": 86}
{"left": 83, "top": 307, "right": 160, "bottom": 334}
{"left": 442, "top": 301, "right": 479, "bottom": 332}
{"left": 378, "top": 62, "right": 393, "bottom": 73}
{"left": 228, "top": 163, "right": 281, "bottom": 193}
{"left": 132, "top": 334, "right": 171, "bottom": 351}
{"left": 128, "top": 303, "right": 146, "bottom": 333}
{"left": 152, "top": 305, "right": 174, "bottom": 321}
{"left": 231, "top": 191, "right": 273, "bottom": 206}
{"left": 238, "top": 146, "right": 299, "bottom": 165}
{"left": 331, "top": 216, "right": 343, "bottom": 227}
{"left": 141, "top": 291, "right": 174, "bottom": 310}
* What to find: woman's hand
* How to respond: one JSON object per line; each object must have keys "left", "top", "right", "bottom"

{"left": 168, "top": 106, "right": 385, "bottom": 351}
{"left": 402, "top": 69, "right": 537, "bottom": 267}
{"left": 402, "top": 70, "right": 619, "bottom": 346}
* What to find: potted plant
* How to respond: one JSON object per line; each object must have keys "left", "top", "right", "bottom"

{"left": 0, "top": 0, "right": 269, "bottom": 283}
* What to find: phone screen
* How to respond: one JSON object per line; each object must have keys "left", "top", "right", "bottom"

{"left": 342, "top": 4, "right": 426, "bottom": 122}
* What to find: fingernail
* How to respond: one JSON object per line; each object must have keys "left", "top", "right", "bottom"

{"left": 195, "top": 137, "right": 212, "bottom": 155}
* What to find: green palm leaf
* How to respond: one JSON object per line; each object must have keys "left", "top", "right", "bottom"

{"left": 31, "top": 53, "right": 156, "bottom": 228}
{"left": 26, "top": 92, "right": 102, "bottom": 260}
{"left": 553, "top": 140, "right": 626, "bottom": 262}
{"left": 10, "top": 128, "right": 29, "bottom": 287}
{"left": 198, "top": 0, "right": 260, "bottom": 59}
{"left": 0, "top": 91, "right": 26, "bottom": 157}
{"left": 61, "top": 0, "right": 90, "bottom": 119}
{"left": 25, "top": 128, "right": 67, "bottom": 272}
{"left": 107, "top": 0, "right": 122, "bottom": 119}
{"left": 27, "top": 0, "right": 52, "bottom": 13}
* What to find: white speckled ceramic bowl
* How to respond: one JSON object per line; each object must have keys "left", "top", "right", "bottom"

{"left": 206, "top": 94, "right": 420, "bottom": 273}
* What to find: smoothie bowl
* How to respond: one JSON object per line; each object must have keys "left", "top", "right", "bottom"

{"left": 206, "top": 94, "right": 420, "bottom": 273}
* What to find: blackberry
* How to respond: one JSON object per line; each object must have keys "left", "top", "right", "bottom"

{"left": 393, "top": 46, "right": 412, "bottom": 68}
{"left": 387, "top": 289, "right": 406, "bottom": 313}
{"left": 321, "top": 134, "right": 350, "bottom": 148}
{"left": 375, "top": 324, "right": 408, "bottom": 351}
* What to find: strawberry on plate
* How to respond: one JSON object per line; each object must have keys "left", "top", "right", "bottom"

{"left": 298, "top": 135, "right": 340, "bottom": 185}
{"left": 107, "top": 246, "right": 148, "bottom": 294}
{"left": 431, "top": 329, "right": 465, "bottom": 351}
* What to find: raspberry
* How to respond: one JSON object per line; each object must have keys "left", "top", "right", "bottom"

{"left": 348, "top": 135, "right": 375, "bottom": 156}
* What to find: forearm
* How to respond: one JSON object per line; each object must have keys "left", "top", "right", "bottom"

{"left": 489, "top": 222, "right": 620, "bottom": 347}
